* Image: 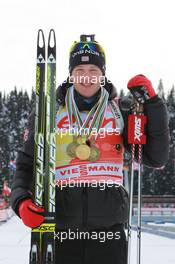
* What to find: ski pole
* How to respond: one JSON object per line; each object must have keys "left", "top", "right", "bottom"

{"left": 127, "top": 133, "right": 135, "bottom": 264}
{"left": 127, "top": 102, "right": 147, "bottom": 264}
{"left": 137, "top": 105, "right": 144, "bottom": 264}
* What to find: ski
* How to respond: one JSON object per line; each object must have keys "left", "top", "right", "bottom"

{"left": 42, "top": 29, "right": 56, "bottom": 264}
{"left": 30, "top": 29, "right": 46, "bottom": 264}
{"left": 29, "top": 29, "right": 56, "bottom": 264}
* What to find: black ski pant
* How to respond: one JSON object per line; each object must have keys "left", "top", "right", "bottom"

{"left": 55, "top": 224, "right": 127, "bottom": 264}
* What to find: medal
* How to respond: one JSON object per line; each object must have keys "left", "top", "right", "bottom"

{"left": 66, "top": 142, "right": 79, "bottom": 157}
{"left": 65, "top": 86, "right": 109, "bottom": 162}
{"left": 89, "top": 145, "right": 101, "bottom": 162}
{"left": 76, "top": 135, "right": 87, "bottom": 145}
{"left": 75, "top": 144, "right": 91, "bottom": 160}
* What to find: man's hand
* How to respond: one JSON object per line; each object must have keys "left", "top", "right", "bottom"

{"left": 127, "top": 74, "right": 156, "bottom": 103}
{"left": 19, "top": 199, "right": 45, "bottom": 228}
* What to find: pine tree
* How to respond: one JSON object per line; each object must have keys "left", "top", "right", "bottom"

{"left": 0, "top": 92, "right": 4, "bottom": 191}
{"left": 0, "top": 92, "right": 4, "bottom": 160}
{"left": 142, "top": 83, "right": 175, "bottom": 195}
{"left": 0, "top": 92, "right": 11, "bottom": 190}
{"left": 142, "top": 167, "right": 155, "bottom": 195}
{"left": 0, "top": 92, "right": 10, "bottom": 164}
{"left": 143, "top": 85, "right": 175, "bottom": 195}
{"left": 18, "top": 90, "right": 31, "bottom": 146}
{"left": 30, "top": 87, "right": 36, "bottom": 113}
{"left": 5, "top": 87, "right": 20, "bottom": 159}
{"left": 157, "top": 79, "right": 166, "bottom": 101}
{"left": 119, "top": 89, "right": 125, "bottom": 98}
{"left": 165, "top": 85, "right": 175, "bottom": 194}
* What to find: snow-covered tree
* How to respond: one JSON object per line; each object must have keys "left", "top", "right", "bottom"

{"left": 157, "top": 79, "right": 166, "bottom": 101}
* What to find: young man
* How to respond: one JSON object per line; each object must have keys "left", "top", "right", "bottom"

{"left": 10, "top": 35, "right": 169, "bottom": 264}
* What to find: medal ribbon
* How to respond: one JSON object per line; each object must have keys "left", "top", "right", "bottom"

{"left": 65, "top": 85, "right": 109, "bottom": 138}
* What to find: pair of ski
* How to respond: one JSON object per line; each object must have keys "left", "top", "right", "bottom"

{"left": 30, "top": 29, "right": 56, "bottom": 264}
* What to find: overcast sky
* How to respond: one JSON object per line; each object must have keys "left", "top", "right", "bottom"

{"left": 0, "top": 0, "right": 175, "bottom": 95}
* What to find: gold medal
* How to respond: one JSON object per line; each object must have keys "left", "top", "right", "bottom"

{"left": 89, "top": 145, "right": 101, "bottom": 162}
{"left": 75, "top": 144, "right": 91, "bottom": 160}
{"left": 66, "top": 142, "right": 79, "bottom": 158}
{"left": 73, "top": 135, "right": 78, "bottom": 142}
{"left": 76, "top": 135, "right": 87, "bottom": 145}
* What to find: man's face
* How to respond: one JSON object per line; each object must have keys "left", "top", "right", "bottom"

{"left": 71, "top": 64, "right": 103, "bottom": 98}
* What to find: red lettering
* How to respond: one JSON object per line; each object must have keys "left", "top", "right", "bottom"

{"left": 72, "top": 168, "right": 79, "bottom": 174}
{"left": 57, "top": 115, "right": 76, "bottom": 129}
{"left": 99, "top": 166, "right": 106, "bottom": 171}
{"left": 102, "top": 118, "right": 115, "bottom": 129}
{"left": 107, "top": 166, "right": 114, "bottom": 171}
{"left": 80, "top": 165, "right": 88, "bottom": 176}
{"left": 88, "top": 166, "right": 98, "bottom": 171}
{"left": 60, "top": 170, "right": 67, "bottom": 176}
{"left": 60, "top": 169, "right": 71, "bottom": 175}
{"left": 57, "top": 116, "right": 69, "bottom": 129}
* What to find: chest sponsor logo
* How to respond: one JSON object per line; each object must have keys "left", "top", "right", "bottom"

{"left": 56, "top": 163, "right": 123, "bottom": 180}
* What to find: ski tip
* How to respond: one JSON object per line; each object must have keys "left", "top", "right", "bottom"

{"left": 48, "top": 29, "right": 56, "bottom": 48}
{"left": 37, "top": 29, "right": 45, "bottom": 48}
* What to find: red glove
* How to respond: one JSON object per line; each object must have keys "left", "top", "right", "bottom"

{"left": 19, "top": 199, "right": 44, "bottom": 228}
{"left": 127, "top": 74, "right": 156, "bottom": 103}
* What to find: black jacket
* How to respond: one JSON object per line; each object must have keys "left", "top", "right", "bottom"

{"left": 10, "top": 81, "right": 170, "bottom": 230}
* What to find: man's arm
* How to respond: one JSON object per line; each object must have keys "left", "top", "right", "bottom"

{"left": 10, "top": 111, "right": 35, "bottom": 216}
{"left": 121, "top": 95, "right": 170, "bottom": 168}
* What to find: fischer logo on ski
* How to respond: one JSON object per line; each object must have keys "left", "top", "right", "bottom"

{"left": 37, "top": 54, "right": 45, "bottom": 63}
{"left": 35, "top": 133, "right": 44, "bottom": 205}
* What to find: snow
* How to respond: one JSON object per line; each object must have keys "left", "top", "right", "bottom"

{"left": 0, "top": 216, "right": 30, "bottom": 264}
{"left": 0, "top": 216, "right": 174, "bottom": 264}
{"left": 130, "top": 230, "right": 175, "bottom": 264}
{"left": 147, "top": 222, "right": 175, "bottom": 227}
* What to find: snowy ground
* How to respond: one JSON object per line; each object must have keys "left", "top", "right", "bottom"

{"left": 0, "top": 216, "right": 174, "bottom": 264}
{"left": 147, "top": 222, "right": 175, "bottom": 227}
{"left": 0, "top": 216, "right": 30, "bottom": 264}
